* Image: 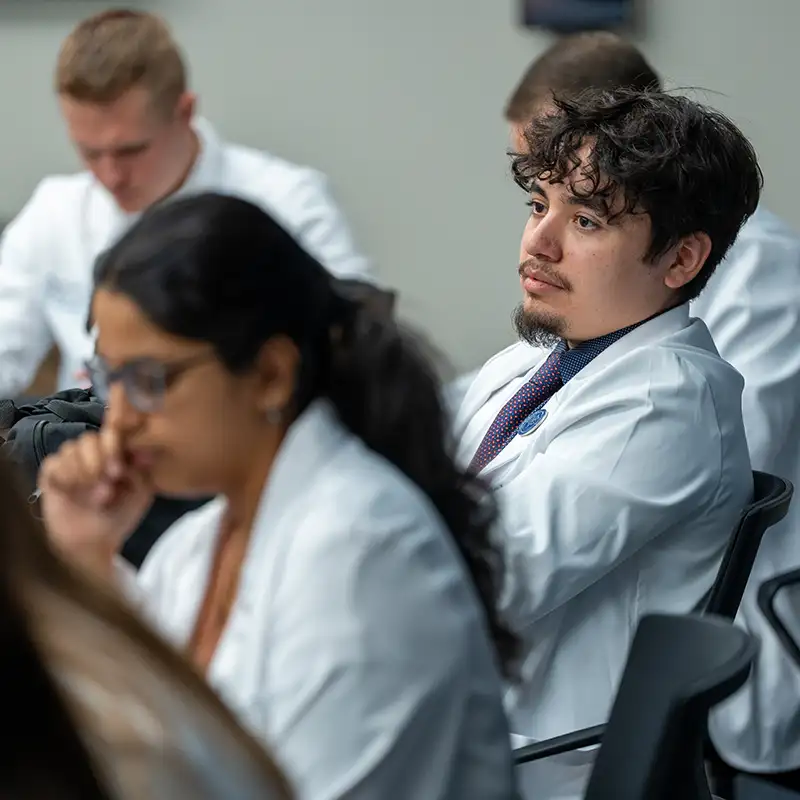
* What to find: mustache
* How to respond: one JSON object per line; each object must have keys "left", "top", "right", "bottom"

{"left": 518, "top": 258, "right": 571, "bottom": 292}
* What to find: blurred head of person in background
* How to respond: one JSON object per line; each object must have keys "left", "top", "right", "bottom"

{"left": 56, "top": 10, "right": 198, "bottom": 213}
{"left": 504, "top": 31, "right": 660, "bottom": 150}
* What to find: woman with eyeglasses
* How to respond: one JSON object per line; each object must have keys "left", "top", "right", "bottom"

{"left": 38, "top": 193, "right": 519, "bottom": 799}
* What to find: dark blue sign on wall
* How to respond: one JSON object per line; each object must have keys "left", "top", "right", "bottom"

{"left": 521, "top": 0, "right": 633, "bottom": 32}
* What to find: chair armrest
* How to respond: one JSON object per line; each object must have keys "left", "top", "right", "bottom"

{"left": 513, "top": 723, "right": 606, "bottom": 765}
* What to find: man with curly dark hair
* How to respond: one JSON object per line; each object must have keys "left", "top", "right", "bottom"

{"left": 502, "top": 37, "right": 800, "bottom": 789}
{"left": 452, "top": 87, "right": 760, "bottom": 794}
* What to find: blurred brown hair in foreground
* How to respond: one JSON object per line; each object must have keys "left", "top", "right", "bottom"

{"left": 0, "top": 454, "right": 292, "bottom": 799}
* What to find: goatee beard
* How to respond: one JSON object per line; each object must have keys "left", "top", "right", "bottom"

{"left": 513, "top": 303, "right": 564, "bottom": 348}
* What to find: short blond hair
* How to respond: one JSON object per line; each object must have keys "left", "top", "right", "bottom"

{"left": 55, "top": 9, "right": 187, "bottom": 113}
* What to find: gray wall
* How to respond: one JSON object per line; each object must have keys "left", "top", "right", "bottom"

{"left": 0, "top": 0, "right": 797, "bottom": 372}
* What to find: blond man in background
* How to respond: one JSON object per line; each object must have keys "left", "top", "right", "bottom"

{"left": 0, "top": 9, "right": 370, "bottom": 398}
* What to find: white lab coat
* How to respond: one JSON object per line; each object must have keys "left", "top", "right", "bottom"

{"left": 448, "top": 209, "right": 800, "bottom": 775}
{"left": 453, "top": 304, "right": 752, "bottom": 794}
{"left": 131, "top": 401, "right": 517, "bottom": 800}
{"left": 0, "top": 119, "right": 371, "bottom": 396}
{"left": 703, "top": 207, "right": 800, "bottom": 773}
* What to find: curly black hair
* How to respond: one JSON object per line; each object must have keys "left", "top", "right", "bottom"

{"left": 511, "top": 88, "right": 763, "bottom": 301}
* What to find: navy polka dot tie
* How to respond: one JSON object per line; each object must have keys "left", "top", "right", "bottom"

{"left": 470, "top": 345, "right": 565, "bottom": 473}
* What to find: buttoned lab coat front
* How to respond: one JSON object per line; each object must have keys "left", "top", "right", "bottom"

{"left": 453, "top": 304, "right": 753, "bottom": 749}
{"left": 0, "top": 119, "right": 371, "bottom": 396}
{"left": 131, "top": 401, "right": 518, "bottom": 800}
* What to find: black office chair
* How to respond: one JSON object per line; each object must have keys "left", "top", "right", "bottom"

{"left": 514, "top": 471, "right": 793, "bottom": 768}
{"left": 701, "top": 472, "right": 793, "bottom": 620}
{"left": 703, "top": 473, "right": 792, "bottom": 794}
{"left": 712, "top": 575, "right": 800, "bottom": 798}
{"left": 758, "top": 567, "right": 800, "bottom": 671}
{"left": 581, "top": 613, "right": 756, "bottom": 800}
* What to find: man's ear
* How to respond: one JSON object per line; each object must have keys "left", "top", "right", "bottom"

{"left": 663, "top": 231, "right": 712, "bottom": 291}
{"left": 174, "top": 91, "right": 196, "bottom": 125}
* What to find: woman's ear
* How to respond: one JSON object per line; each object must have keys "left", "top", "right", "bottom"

{"left": 253, "top": 336, "right": 300, "bottom": 416}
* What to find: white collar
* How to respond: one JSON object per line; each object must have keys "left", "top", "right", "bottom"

{"left": 259, "top": 400, "right": 348, "bottom": 515}
{"left": 234, "top": 400, "right": 349, "bottom": 597}
{"left": 172, "top": 117, "right": 225, "bottom": 199}
{"left": 453, "top": 303, "right": 695, "bottom": 440}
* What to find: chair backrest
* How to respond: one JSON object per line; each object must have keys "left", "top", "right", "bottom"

{"left": 758, "top": 567, "right": 800, "bottom": 670}
{"left": 584, "top": 613, "right": 756, "bottom": 800}
{"left": 702, "top": 471, "right": 793, "bottom": 620}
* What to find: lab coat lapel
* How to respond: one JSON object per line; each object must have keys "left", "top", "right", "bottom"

{"left": 454, "top": 343, "right": 549, "bottom": 444}
{"left": 556, "top": 304, "right": 694, "bottom": 391}
{"left": 456, "top": 304, "right": 695, "bottom": 477}
{"left": 235, "top": 401, "right": 348, "bottom": 599}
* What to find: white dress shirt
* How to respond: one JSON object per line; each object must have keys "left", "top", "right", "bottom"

{"left": 0, "top": 119, "right": 371, "bottom": 396}
{"left": 131, "top": 401, "right": 517, "bottom": 800}
{"left": 454, "top": 305, "right": 752, "bottom": 796}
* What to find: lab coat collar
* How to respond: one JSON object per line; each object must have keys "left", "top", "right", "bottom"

{"left": 236, "top": 400, "right": 349, "bottom": 598}
{"left": 456, "top": 303, "right": 692, "bottom": 437}
{"left": 175, "top": 117, "right": 225, "bottom": 198}
{"left": 564, "top": 303, "right": 691, "bottom": 387}
{"left": 260, "top": 399, "right": 348, "bottom": 514}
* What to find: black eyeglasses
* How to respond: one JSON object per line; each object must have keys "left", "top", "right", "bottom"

{"left": 86, "top": 352, "right": 215, "bottom": 412}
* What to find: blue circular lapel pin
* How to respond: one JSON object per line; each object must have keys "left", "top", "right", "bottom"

{"left": 518, "top": 407, "right": 548, "bottom": 437}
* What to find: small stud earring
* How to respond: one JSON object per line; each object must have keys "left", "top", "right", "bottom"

{"left": 265, "top": 407, "right": 283, "bottom": 424}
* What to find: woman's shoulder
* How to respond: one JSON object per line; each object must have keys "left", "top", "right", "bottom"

{"left": 310, "top": 437, "right": 445, "bottom": 540}
{"left": 279, "top": 438, "right": 473, "bottom": 610}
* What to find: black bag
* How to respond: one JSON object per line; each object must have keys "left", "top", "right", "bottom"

{"left": 0, "top": 389, "right": 208, "bottom": 568}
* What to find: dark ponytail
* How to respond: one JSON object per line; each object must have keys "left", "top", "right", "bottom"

{"left": 323, "top": 299, "right": 520, "bottom": 679}
{"left": 93, "top": 192, "right": 520, "bottom": 678}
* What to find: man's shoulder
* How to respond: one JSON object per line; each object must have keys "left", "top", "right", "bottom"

{"left": 218, "top": 139, "right": 326, "bottom": 205}
{"left": 737, "top": 206, "right": 800, "bottom": 248}
{"left": 213, "top": 134, "right": 370, "bottom": 279}
{"left": 587, "top": 324, "right": 746, "bottom": 437}
{"left": 609, "top": 320, "right": 741, "bottom": 389}
{"left": 694, "top": 205, "right": 800, "bottom": 322}
{"left": 722, "top": 205, "right": 800, "bottom": 275}
{"left": 2, "top": 172, "right": 96, "bottom": 249}
{"left": 31, "top": 171, "right": 94, "bottom": 204}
